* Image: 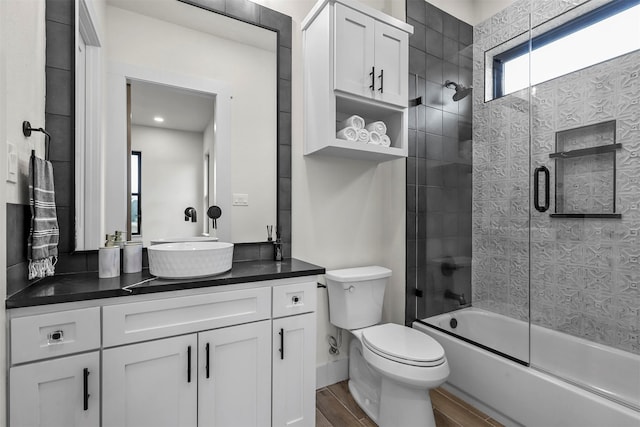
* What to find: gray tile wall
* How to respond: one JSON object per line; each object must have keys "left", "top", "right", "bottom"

{"left": 6, "top": 0, "right": 292, "bottom": 295}
{"left": 473, "top": 0, "right": 640, "bottom": 354}
{"left": 406, "top": 0, "right": 473, "bottom": 325}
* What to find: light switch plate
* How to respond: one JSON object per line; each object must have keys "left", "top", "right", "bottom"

{"left": 6, "top": 143, "right": 17, "bottom": 183}
{"left": 232, "top": 193, "right": 249, "bottom": 206}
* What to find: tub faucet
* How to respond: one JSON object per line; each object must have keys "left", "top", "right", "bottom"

{"left": 184, "top": 207, "right": 197, "bottom": 222}
{"left": 445, "top": 289, "right": 467, "bottom": 306}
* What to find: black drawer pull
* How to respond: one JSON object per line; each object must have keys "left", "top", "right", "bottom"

{"left": 83, "top": 368, "right": 90, "bottom": 411}
{"left": 279, "top": 328, "right": 284, "bottom": 360}
{"left": 187, "top": 345, "right": 192, "bottom": 383}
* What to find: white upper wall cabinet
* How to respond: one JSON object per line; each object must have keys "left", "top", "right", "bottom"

{"left": 303, "top": 0, "right": 413, "bottom": 162}
{"left": 334, "top": 4, "right": 407, "bottom": 107}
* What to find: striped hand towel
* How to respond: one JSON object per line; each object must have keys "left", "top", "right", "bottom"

{"left": 28, "top": 155, "right": 59, "bottom": 279}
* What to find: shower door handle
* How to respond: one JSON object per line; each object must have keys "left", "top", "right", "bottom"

{"left": 534, "top": 166, "right": 550, "bottom": 212}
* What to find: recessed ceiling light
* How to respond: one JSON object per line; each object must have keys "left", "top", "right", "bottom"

{"left": 154, "top": 116, "right": 165, "bottom": 123}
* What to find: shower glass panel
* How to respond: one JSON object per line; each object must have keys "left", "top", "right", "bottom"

{"left": 528, "top": 0, "right": 640, "bottom": 410}
{"left": 407, "top": 1, "right": 532, "bottom": 365}
{"left": 408, "top": 0, "right": 639, "bottom": 412}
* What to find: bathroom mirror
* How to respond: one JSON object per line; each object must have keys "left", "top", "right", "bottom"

{"left": 76, "top": 0, "right": 280, "bottom": 249}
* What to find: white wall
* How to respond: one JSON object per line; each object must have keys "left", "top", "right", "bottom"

{"left": 252, "top": 0, "right": 407, "bottom": 373}
{"left": 132, "top": 125, "right": 204, "bottom": 245}
{"left": 1, "top": 0, "right": 47, "bottom": 419}
{"left": 106, "top": 5, "right": 276, "bottom": 243}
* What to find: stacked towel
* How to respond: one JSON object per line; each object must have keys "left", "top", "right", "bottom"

{"left": 28, "top": 155, "right": 59, "bottom": 279}
{"left": 368, "top": 131, "right": 381, "bottom": 145}
{"left": 365, "top": 121, "right": 387, "bottom": 135}
{"left": 379, "top": 134, "right": 391, "bottom": 147}
{"left": 339, "top": 115, "right": 365, "bottom": 130}
{"left": 337, "top": 127, "right": 358, "bottom": 141}
{"left": 357, "top": 129, "right": 369, "bottom": 142}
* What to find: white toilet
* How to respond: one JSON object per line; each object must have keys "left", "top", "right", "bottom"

{"left": 325, "top": 266, "right": 449, "bottom": 427}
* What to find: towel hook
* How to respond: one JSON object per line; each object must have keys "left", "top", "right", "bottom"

{"left": 23, "top": 121, "right": 52, "bottom": 160}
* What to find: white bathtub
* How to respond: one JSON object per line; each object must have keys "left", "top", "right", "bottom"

{"left": 414, "top": 308, "right": 640, "bottom": 427}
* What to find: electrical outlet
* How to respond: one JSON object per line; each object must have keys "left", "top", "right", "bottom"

{"left": 232, "top": 193, "right": 249, "bottom": 206}
{"left": 6, "top": 143, "right": 17, "bottom": 183}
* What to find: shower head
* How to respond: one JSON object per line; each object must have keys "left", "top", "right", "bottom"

{"left": 444, "top": 80, "right": 473, "bottom": 101}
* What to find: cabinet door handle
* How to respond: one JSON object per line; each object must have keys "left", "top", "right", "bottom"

{"left": 83, "top": 368, "right": 90, "bottom": 411}
{"left": 187, "top": 345, "right": 192, "bottom": 383}
{"left": 378, "top": 69, "right": 384, "bottom": 93}
{"left": 369, "top": 66, "right": 375, "bottom": 91}
{"left": 205, "top": 343, "right": 210, "bottom": 379}
{"left": 279, "top": 328, "right": 284, "bottom": 360}
{"left": 534, "top": 165, "right": 550, "bottom": 212}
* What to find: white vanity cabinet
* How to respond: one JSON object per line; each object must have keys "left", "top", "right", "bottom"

{"left": 8, "top": 276, "right": 318, "bottom": 427}
{"left": 10, "top": 352, "right": 100, "bottom": 427}
{"left": 303, "top": 0, "right": 413, "bottom": 162}
{"left": 102, "top": 334, "right": 198, "bottom": 427}
{"left": 334, "top": 3, "right": 408, "bottom": 107}
{"left": 8, "top": 307, "right": 101, "bottom": 427}
{"left": 271, "top": 281, "right": 317, "bottom": 426}
{"left": 198, "top": 321, "right": 272, "bottom": 427}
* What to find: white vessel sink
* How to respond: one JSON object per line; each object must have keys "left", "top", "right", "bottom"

{"left": 149, "top": 236, "right": 219, "bottom": 245}
{"left": 147, "top": 241, "right": 234, "bottom": 279}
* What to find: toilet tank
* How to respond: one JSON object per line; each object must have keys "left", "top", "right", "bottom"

{"left": 325, "top": 266, "right": 392, "bottom": 330}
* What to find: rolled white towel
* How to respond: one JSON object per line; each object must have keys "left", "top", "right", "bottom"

{"left": 365, "top": 121, "right": 387, "bottom": 135}
{"left": 379, "top": 134, "right": 391, "bottom": 147}
{"left": 339, "top": 115, "right": 365, "bottom": 130}
{"left": 368, "top": 130, "right": 382, "bottom": 145}
{"left": 357, "top": 129, "right": 369, "bottom": 142}
{"left": 336, "top": 127, "right": 358, "bottom": 141}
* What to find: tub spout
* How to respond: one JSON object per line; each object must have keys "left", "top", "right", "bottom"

{"left": 445, "top": 289, "right": 467, "bottom": 306}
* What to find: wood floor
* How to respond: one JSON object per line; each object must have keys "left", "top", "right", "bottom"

{"left": 316, "top": 381, "right": 504, "bottom": 427}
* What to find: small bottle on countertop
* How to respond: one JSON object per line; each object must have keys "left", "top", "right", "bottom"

{"left": 99, "top": 234, "right": 120, "bottom": 278}
{"left": 123, "top": 241, "right": 143, "bottom": 273}
{"left": 273, "top": 228, "right": 283, "bottom": 261}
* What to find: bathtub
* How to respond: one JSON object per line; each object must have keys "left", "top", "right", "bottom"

{"left": 414, "top": 307, "right": 640, "bottom": 427}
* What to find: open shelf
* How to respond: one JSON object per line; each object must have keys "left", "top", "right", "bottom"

{"left": 551, "top": 120, "right": 621, "bottom": 218}
{"left": 317, "top": 137, "right": 407, "bottom": 161}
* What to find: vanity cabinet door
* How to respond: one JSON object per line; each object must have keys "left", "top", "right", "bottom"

{"left": 373, "top": 20, "right": 408, "bottom": 107}
{"left": 272, "top": 313, "right": 316, "bottom": 427}
{"left": 334, "top": 3, "right": 375, "bottom": 99}
{"left": 102, "top": 334, "right": 197, "bottom": 427}
{"left": 10, "top": 352, "right": 99, "bottom": 427}
{"left": 198, "top": 320, "right": 271, "bottom": 427}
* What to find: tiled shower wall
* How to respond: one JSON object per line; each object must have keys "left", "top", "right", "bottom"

{"left": 472, "top": 0, "right": 640, "bottom": 353}
{"left": 405, "top": 0, "right": 473, "bottom": 324}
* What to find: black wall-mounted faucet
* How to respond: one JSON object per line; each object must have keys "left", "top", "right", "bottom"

{"left": 184, "top": 207, "right": 197, "bottom": 222}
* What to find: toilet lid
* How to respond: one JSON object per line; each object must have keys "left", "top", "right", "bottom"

{"left": 362, "top": 324, "right": 445, "bottom": 366}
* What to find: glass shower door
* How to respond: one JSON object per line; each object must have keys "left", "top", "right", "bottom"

{"left": 528, "top": 0, "right": 640, "bottom": 410}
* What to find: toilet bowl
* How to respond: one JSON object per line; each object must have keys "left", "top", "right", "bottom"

{"left": 325, "top": 266, "right": 449, "bottom": 427}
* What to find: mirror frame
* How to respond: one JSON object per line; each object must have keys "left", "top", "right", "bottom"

{"left": 46, "top": 0, "right": 292, "bottom": 267}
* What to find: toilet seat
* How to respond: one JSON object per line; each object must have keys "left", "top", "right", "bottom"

{"left": 362, "top": 324, "right": 445, "bottom": 367}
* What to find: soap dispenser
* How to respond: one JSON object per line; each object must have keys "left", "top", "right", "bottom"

{"left": 99, "top": 234, "right": 120, "bottom": 278}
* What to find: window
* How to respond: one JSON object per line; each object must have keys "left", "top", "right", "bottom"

{"left": 493, "top": 0, "right": 640, "bottom": 98}
{"left": 131, "top": 151, "right": 142, "bottom": 235}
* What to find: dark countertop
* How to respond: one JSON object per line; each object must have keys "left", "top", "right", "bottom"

{"left": 6, "top": 258, "right": 325, "bottom": 309}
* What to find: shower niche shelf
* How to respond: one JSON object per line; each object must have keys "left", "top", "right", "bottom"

{"left": 549, "top": 120, "right": 621, "bottom": 219}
